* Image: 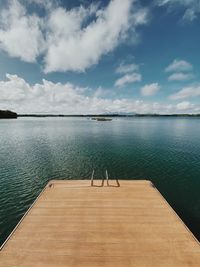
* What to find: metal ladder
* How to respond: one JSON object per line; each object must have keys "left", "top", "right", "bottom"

{"left": 90, "top": 170, "right": 120, "bottom": 187}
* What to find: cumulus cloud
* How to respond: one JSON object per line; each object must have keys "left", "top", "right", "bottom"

{"left": 165, "top": 59, "right": 194, "bottom": 82}
{"left": 115, "top": 73, "right": 141, "bottom": 87}
{"left": 0, "top": 0, "right": 149, "bottom": 72}
{"left": 116, "top": 63, "right": 139, "bottom": 74}
{"left": 170, "top": 85, "right": 200, "bottom": 100}
{"left": 176, "top": 101, "right": 194, "bottom": 111}
{"left": 0, "top": 0, "right": 45, "bottom": 62}
{"left": 115, "top": 62, "right": 141, "bottom": 87}
{"left": 168, "top": 72, "right": 194, "bottom": 81}
{"left": 0, "top": 73, "right": 31, "bottom": 101}
{"left": 165, "top": 59, "right": 193, "bottom": 73}
{"left": 44, "top": 0, "right": 149, "bottom": 73}
{"left": 0, "top": 73, "right": 89, "bottom": 113}
{"left": 1, "top": 73, "right": 198, "bottom": 114}
{"left": 141, "top": 83, "right": 160, "bottom": 96}
{"left": 156, "top": 0, "right": 200, "bottom": 21}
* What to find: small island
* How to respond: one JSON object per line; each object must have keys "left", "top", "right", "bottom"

{"left": 92, "top": 117, "right": 112, "bottom": 121}
{"left": 0, "top": 110, "right": 17, "bottom": 119}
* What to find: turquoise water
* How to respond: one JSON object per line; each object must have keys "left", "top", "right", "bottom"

{"left": 0, "top": 117, "right": 200, "bottom": 244}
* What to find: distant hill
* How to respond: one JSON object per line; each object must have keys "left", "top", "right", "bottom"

{"left": 0, "top": 110, "right": 17, "bottom": 119}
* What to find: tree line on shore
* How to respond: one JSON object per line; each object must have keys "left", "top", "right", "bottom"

{"left": 0, "top": 110, "right": 17, "bottom": 119}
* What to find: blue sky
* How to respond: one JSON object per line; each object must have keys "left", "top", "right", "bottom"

{"left": 0, "top": 0, "right": 200, "bottom": 114}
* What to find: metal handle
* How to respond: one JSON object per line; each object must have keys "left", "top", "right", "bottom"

{"left": 105, "top": 170, "right": 109, "bottom": 186}
{"left": 91, "top": 169, "right": 95, "bottom": 186}
{"left": 91, "top": 170, "right": 104, "bottom": 187}
{"left": 90, "top": 169, "right": 120, "bottom": 187}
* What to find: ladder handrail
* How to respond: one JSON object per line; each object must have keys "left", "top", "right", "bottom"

{"left": 105, "top": 169, "right": 109, "bottom": 186}
{"left": 90, "top": 169, "right": 120, "bottom": 187}
{"left": 91, "top": 169, "right": 95, "bottom": 186}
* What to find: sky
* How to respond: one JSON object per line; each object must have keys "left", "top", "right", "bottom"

{"left": 0, "top": 0, "right": 200, "bottom": 114}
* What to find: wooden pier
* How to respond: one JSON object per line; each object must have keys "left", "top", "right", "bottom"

{"left": 0, "top": 180, "right": 200, "bottom": 266}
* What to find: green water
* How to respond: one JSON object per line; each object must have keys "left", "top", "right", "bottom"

{"left": 0, "top": 117, "right": 200, "bottom": 244}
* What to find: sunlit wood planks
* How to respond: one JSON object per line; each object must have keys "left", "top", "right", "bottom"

{"left": 0, "top": 180, "right": 199, "bottom": 266}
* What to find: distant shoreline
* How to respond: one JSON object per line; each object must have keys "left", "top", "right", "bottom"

{"left": 18, "top": 114, "right": 200, "bottom": 117}
{"left": 1, "top": 109, "right": 200, "bottom": 119}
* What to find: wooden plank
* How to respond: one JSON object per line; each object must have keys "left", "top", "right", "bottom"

{"left": 0, "top": 180, "right": 199, "bottom": 267}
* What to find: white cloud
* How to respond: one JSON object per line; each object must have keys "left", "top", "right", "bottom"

{"left": 0, "top": 0, "right": 149, "bottom": 72}
{"left": 165, "top": 59, "right": 194, "bottom": 82}
{"left": 168, "top": 72, "right": 194, "bottom": 81}
{"left": 176, "top": 101, "right": 194, "bottom": 111}
{"left": 0, "top": 73, "right": 31, "bottom": 101}
{"left": 44, "top": 0, "right": 148, "bottom": 73}
{"left": 115, "top": 73, "right": 141, "bottom": 87}
{"left": 0, "top": 0, "right": 45, "bottom": 62}
{"left": 156, "top": 0, "right": 200, "bottom": 21}
{"left": 141, "top": 83, "right": 160, "bottom": 96}
{"left": 170, "top": 85, "right": 200, "bottom": 100}
{"left": 165, "top": 59, "right": 193, "bottom": 73}
{"left": 1, "top": 74, "right": 198, "bottom": 114}
{"left": 0, "top": 73, "right": 89, "bottom": 113}
{"left": 116, "top": 63, "right": 139, "bottom": 74}
{"left": 115, "top": 61, "right": 141, "bottom": 87}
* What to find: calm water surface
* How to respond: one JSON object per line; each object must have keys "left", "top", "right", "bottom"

{"left": 0, "top": 117, "right": 200, "bottom": 244}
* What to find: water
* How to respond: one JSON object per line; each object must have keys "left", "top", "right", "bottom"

{"left": 0, "top": 117, "right": 200, "bottom": 244}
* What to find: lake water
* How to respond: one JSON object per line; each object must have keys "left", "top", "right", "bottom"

{"left": 0, "top": 117, "right": 200, "bottom": 244}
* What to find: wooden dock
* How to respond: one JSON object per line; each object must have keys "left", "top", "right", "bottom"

{"left": 0, "top": 180, "right": 200, "bottom": 266}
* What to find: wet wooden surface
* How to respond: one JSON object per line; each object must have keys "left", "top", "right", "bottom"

{"left": 0, "top": 180, "right": 199, "bottom": 266}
